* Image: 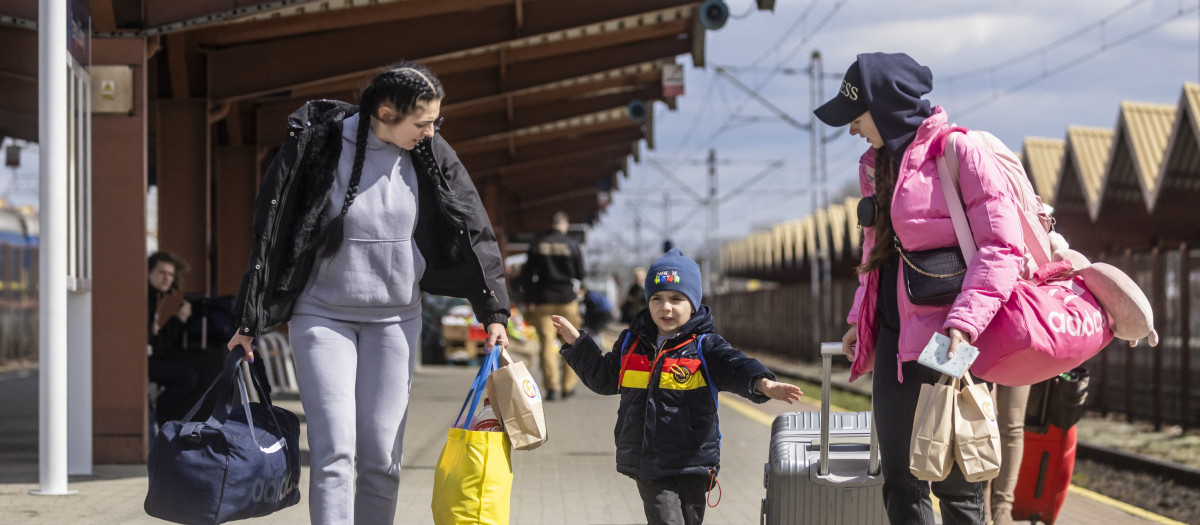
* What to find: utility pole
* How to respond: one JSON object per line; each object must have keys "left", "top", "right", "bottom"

{"left": 814, "top": 51, "right": 834, "bottom": 336}
{"left": 633, "top": 212, "right": 643, "bottom": 264}
{"left": 808, "top": 51, "right": 821, "bottom": 351}
{"left": 707, "top": 148, "right": 717, "bottom": 298}
{"left": 663, "top": 193, "right": 670, "bottom": 252}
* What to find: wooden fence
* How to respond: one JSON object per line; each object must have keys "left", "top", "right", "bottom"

{"left": 711, "top": 243, "right": 1199, "bottom": 429}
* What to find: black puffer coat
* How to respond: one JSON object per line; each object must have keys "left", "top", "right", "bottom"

{"left": 560, "top": 306, "right": 774, "bottom": 480}
{"left": 233, "top": 100, "right": 509, "bottom": 336}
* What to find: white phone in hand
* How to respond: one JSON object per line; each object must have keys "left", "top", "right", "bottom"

{"left": 917, "top": 332, "right": 979, "bottom": 378}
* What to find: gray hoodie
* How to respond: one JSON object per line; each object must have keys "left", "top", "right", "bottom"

{"left": 293, "top": 113, "right": 426, "bottom": 322}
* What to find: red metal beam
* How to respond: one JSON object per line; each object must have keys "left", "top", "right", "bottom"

{"left": 441, "top": 86, "right": 660, "bottom": 143}
{"left": 190, "top": 0, "right": 515, "bottom": 47}
{"left": 478, "top": 142, "right": 633, "bottom": 180}
{"left": 90, "top": 0, "right": 118, "bottom": 32}
{"left": 0, "top": 0, "right": 36, "bottom": 20}
{"left": 206, "top": 0, "right": 691, "bottom": 100}
{"left": 0, "top": 25, "right": 36, "bottom": 76}
{"left": 250, "top": 62, "right": 662, "bottom": 146}
{"left": 445, "top": 66, "right": 662, "bottom": 117}
{"left": 511, "top": 192, "right": 602, "bottom": 231}
{"left": 192, "top": 0, "right": 691, "bottom": 47}
{"left": 457, "top": 126, "right": 644, "bottom": 167}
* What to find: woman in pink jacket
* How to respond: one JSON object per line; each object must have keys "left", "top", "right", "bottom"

{"left": 816, "top": 53, "right": 1024, "bottom": 525}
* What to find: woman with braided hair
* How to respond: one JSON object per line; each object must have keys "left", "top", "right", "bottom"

{"left": 227, "top": 62, "right": 510, "bottom": 523}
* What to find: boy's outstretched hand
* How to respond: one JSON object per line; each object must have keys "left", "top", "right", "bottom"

{"left": 756, "top": 378, "right": 804, "bottom": 404}
{"left": 550, "top": 315, "right": 581, "bottom": 345}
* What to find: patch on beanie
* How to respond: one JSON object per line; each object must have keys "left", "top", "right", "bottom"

{"left": 654, "top": 270, "right": 681, "bottom": 285}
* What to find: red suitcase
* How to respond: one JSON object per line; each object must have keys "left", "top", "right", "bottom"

{"left": 1011, "top": 424, "right": 1076, "bottom": 524}
{"left": 1011, "top": 369, "right": 1088, "bottom": 525}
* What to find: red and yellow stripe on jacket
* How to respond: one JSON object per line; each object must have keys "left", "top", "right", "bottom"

{"left": 618, "top": 336, "right": 708, "bottom": 392}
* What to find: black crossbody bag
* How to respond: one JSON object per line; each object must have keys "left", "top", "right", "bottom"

{"left": 894, "top": 236, "right": 967, "bottom": 305}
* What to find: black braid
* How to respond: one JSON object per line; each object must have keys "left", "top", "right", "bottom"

{"left": 315, "top": 62, "right": 445, "bottom": 257}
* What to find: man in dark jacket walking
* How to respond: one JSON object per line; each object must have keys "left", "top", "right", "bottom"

{"left": 517, "top": 211, "right": 585, "bottom": 400}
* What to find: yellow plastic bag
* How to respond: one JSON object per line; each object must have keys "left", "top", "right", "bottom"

{"left": 431, "top": 428, "right": 513, "bottom": 525}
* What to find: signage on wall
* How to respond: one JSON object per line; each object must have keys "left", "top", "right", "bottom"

{"left": 662, "top": 64, "right": 684, "bottom": 97}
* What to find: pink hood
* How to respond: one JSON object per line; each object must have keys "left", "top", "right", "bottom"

{"left": 847, "top": 107, "right": 1024, "bottom": 382}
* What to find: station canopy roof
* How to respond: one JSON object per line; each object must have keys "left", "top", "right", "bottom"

{"left": 0, "top": 0, "right": 758, "bottom": 237}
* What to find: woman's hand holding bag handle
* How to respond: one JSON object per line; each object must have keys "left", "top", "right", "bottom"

{"left": 485, "top": 346, "right": 549, "bottom": 451}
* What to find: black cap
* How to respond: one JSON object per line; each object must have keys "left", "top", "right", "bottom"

{"left": 814, "top": 60, "right": 867, "bottom": 127}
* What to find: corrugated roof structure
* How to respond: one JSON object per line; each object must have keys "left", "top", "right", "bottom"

{"left": 1105, "top": 102, "right": 1175, "bottom": 209}
{"left": 1061, "top": 126, "right": 1113, "bottom": 220}
{"left": 1022, "top": 137, "right": 1065, "bottom": 204}
{"left": 1153, "top": 82, "right": 1200, "bottom": 244}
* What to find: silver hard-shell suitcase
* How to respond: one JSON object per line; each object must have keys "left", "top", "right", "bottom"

{"left": 760, "top": 343, "right": 887, "bottom": 524}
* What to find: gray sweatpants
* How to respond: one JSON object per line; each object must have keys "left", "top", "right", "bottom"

{"left": 289, "top": 314, "right": 419, "bottom": 525}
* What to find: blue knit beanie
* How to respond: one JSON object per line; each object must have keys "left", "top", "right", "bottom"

{"left": 645, "top": 248, "right": 702, "bottom": 310}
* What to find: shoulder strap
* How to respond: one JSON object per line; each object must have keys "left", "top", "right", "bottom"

{"left": 694, "top": 334, "right": 719, "bottom": 408}
{"left": 937, "top": 132, "right": 979, "bottom": 262}
{"left": 941, "top": 130, "right": 1054, "bottom": 269}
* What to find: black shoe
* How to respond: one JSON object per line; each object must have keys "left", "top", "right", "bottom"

{"left": 561, "top": 388, "right": 576, "bottom": 400}
{"left": 545, "top": 390, "right": 559, "bottom": 401}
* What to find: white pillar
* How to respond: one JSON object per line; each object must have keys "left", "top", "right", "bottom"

{"left": 33, "top": 0, "right": 74, "bottom": 496}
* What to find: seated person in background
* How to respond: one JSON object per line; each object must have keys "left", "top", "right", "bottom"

{"left": 147, "top": 251, "right": 198, "bottom": 426}
{"left": 619, "top": 267, "right": 647, "bottom": 324}
{"left": 580, "top": 284, "right": 615, "bottom": 345}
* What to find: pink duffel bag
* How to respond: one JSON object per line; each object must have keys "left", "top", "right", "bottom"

{"left": 972, "top": 260, "right": 1113, "bottom": 386}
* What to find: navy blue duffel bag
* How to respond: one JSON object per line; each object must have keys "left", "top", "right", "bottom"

{"left": 145, "top": 347, "right": 301, "bottom": 524}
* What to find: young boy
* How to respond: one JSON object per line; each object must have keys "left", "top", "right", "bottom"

{"left": 552, "top": 249, "right": 803, "bottom": 525}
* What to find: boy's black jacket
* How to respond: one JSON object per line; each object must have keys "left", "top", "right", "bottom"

{"left": 232, "top": 100, "right": 510, "bottom": 336}
{"left": 560, "top": 305, "right": 774, "bottom": 480}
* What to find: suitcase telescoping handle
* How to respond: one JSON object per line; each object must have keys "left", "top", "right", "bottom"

{"left": 819, "top": 342, "right": 880, "bottom": 476}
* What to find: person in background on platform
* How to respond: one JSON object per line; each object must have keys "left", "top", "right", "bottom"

{"left": 147, "top": 251, "right": 197, "bottom": 426}
{"left": 620, "top": 267, "right": 648, "bottom": 323}
{"left": 554, "top": 248, "right": 803, "bottom": 525}
{"left": 226, "top": 62, "right": 510, "bottom": 525}
{"left": 516, "top": 210, "right": 585, "bottom": 401}
{"left": 821, "top": 52, "right": 1024, "bottom": 525}
{"left": 579, "top": 283, "right": 615, "bottom": 346}
{"left": 990, "top": 385, "right": 1030, "bottom": 525}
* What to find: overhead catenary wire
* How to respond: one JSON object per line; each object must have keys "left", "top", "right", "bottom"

{"left": 698, "top": 0, "right": 850, "bottom": 148}
{"left": 942, "top": 0, "right": 1152, "bottom": 83}
{"left": 956, "top": 1, "right": 1200, "bottom": 117}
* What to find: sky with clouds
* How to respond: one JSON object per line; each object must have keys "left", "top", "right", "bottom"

{"left": 585, "top": 0, "right": 1200, "bottom": 275}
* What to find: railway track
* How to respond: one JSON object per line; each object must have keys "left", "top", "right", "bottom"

{"left": 1076, "top": 440, "right": 1200, "bottom": 488}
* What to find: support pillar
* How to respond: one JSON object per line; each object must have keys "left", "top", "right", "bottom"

{"left": 154, "top": 100, "right": 209, "bottom": 304}
{"left": 91, "top": 37, "right": 149, "bottom": 463}
{"left": 213, "top": 146, "right": 255, "bottom": 295}
{"left": 35, "top": 0, "right": 70, "bottom": 494}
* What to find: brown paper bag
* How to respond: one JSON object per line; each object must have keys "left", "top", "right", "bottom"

{"left": 909, "top": 374, "right": 957, "bottom": 481}
{"left": 953, "top": 375, "right": 1002, "bottom": 482}
{"left": 485, "top": 347, "right": 548, "bottom": 450}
